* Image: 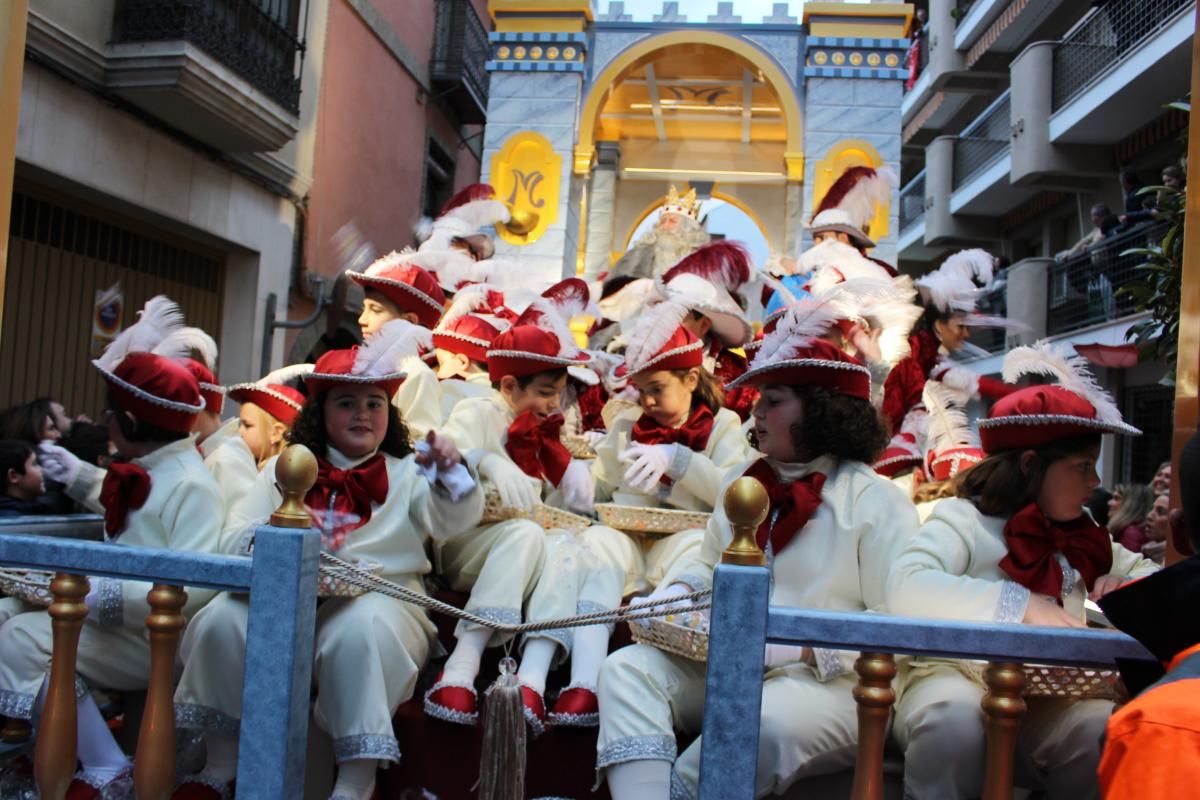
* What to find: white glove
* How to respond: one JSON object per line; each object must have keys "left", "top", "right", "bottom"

{"left": 479, "top": 453, "right": 539, "bottom": 513}
{"left": 932, "top": 364, "right": 979, "bottom": 396}
{"left": 633, "top": 582, "right": 693, "bottom": 629}
{"left": 558, "top": 458, "right": 595, "bottom": 515}
{"left": 38, "top": 441, "right": 82, "bottom": 486}
{"left": 582, "top": 430, "right": 607, "bottom": 448}
{"left": 764, "top": 644, "right": 807, "bottom": 668}
{"left": 619, "top": 443, "right": 677, "bottom": 494}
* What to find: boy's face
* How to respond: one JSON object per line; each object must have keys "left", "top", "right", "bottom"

{"left": 358, "top": 291, "right": 418, "bottom": 339}
{"left": 9, "top": 452, "right": 44, "bottom": 499}
{"left": 502, "top": 372, "right": 567, "bottom": 419}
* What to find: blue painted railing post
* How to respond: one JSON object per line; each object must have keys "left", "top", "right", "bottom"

{"left": 235, "top": 524, "right": 319, "bottom": 798}
{"left": 697, "top": 477, "right": 772, "bottom": 800}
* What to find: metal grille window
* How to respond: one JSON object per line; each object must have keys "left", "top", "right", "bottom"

{"left": 113, "top": 0, "right": 309, "bottom": 113}
{"left": 1, "top": 190, "right": 225, "bottom": 415}
{"left": 899, "top": 171, "right": 926, "bottom": 233}
{"left": 430, "top": 0, "right": 491, "bottom": 124}
{"left": 1052, "top": 0, "right": 1191, "bottom": 111}
{"left": 1045, "top": 220, "right": 1168, "bottom": 337}
{"left": 1118, "top": 382, "right": 1174, "bottom": 484}
{"left": 952, "top": 91, "right": 1011, "bottom": 190}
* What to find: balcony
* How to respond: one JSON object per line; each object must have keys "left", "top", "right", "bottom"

{"left": 1049, "top": 0, "right": 1194, "bottom": 143}
{"left": 898, "top": 170, "right": 926, "bottom": 234}
{"left": 108, "top": 0, "right": 307, "bottom": 152}
{"left": 430, "top": 0, "right": 490, "bottom": 125}
{"left": 968, "top": 278, "right": 1008, "bottom": 355}
{"left": 951, "top": 90, "right": 1009, "bottom": 192}
{"left": 1046, "top": 221, "right": 1168, "bottom": 336}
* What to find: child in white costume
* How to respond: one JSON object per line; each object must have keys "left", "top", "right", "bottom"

{"left": 225, "top": 364, "right": 311, "bottom": 469}
{"left": 886, "top": 343, "right": 1158, "bottom": 800}
{"left": 425, "top": 280, "right": 596, "bottom": 726}
{"left": 182, "top": 355, "right": 259, "bottom": 518}
{"left": 519, "top": 301, "right": 750, "bottom": 733}
{"left": 348, "top": 250, "right": 449, "bottom": 439}
{"left": 431, "top": 283, "right": 515, "bottom": 421}
{"left": 597, "top": 302, "right": 919, "bottom": 800}
{"left": 172, "top": 331, "right": 484, "bottom": 800}
{"left": 1, "top": 297, "right": 223, "bottom": 798}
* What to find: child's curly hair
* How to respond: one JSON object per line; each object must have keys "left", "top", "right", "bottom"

{"left": 747, "top": 384, "right": 888, "bottom": 464}
{"left": 287, "top": 392, "right": 413, "bottom": 460}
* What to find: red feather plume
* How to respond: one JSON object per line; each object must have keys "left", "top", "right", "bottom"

{"left": 661, "top": 241, "right": 752, "bottom": 293}
{"left": 812, "top": 166, "right": 879, "bottom": 218}
{"left": 439, "top": 184, "right": 499, "bottom": 217}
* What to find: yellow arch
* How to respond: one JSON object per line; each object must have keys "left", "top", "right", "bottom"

{"left": 710, "top": 188, "right": 771, "bottom": 248}
{"left": 575, "top": 30, "right": 804, "bottom": 181}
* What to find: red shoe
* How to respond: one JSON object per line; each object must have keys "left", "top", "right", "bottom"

{"left": 423, "top": 671, "right": 479, "bottom": 725}
{"left": 548, "top": 683, "right": 599, "bottom": 728}
{"left": 172, "top": 773, "right": 234, "bottom": 800}
{"left": 65, "top": 767, "right": 132, "bottom": 800}
{"left": 520, "top": 683, "right": 547, "bottom": 738}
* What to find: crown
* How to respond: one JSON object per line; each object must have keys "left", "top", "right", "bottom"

{"left": 661, "top": 185, "right": 700, "bottom": 220}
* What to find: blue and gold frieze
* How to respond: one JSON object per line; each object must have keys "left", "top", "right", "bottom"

{"left": 487, "top": 31, "right": 587, "bottom": 72}
{"left": 804, "top": 35, "right": 909, "bottom": 80}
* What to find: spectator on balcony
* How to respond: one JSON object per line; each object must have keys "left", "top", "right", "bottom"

{"left": 1120, "top": 165, "right": 1184, "bottom": 228}
{"left": 1054, "top": 204, "right": 1119, "bottom": 263}
{"left": 1097, "top": 432, "right": 1200, "bottom": 799}
{"left": 1106, "top": 483, "right": 1155, "bottom": 553}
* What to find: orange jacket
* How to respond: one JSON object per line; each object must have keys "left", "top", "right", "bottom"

{"left": 1099, "top": 643, "right": 1200, "bottom": 798}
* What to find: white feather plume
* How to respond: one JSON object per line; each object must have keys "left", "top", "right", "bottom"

{"left": 802, "top": 240, "right": 891, "bottom": 296}
{"left": 751, "top": 298, "right": 844, "bottom": 369}
{"left": 436, "top": 284, "right": 498, "bottom": 333}
{"left": 97, "top": 295, "right": 186, "bottom": 371}
{"left": 923, "top": 380, "right": 976, "bottom": 453}
{"left": 915, "top": 248, "right": 997, "bottom": 314}
{"left": 482, "top": 260, "right": 553, "bottom": 294}
{"left": 517, "top": 298, "right": 580, "bottom": 357}
{"left": 259, "top": 363, "right": 314, "bottom": 387}
{"left": 839, "top": 165, "right": 897, "bottom": 229}
{"left": 1001, "top": 340, "right": 1124, "bottom": 425}
{"left": 941, "top": 248, "right": 996, "bottom": 287}
{"left": 155, "top": 326, "right": 217, "bottom": 368}
{"left": 623, "top": 299, "right": 691, "bottom": 374}
{"left": 353, "top": 319, "right": 427, "bottom": 378}
{"left": 598, "top": 278, "right": 663, "bottom": 324}
{"left": 441, "top": 198, "right": 510, "bottom": 231}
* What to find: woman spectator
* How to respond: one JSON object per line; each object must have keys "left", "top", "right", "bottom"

{"left": 1142, "top": 492, "right": 1171, "bottom": 565}
{"left": 1151, "top": 460, "right": 1172, "bottom": 496}
{"left": 1107, "top": 483, "right": 1155, "bottom": 553}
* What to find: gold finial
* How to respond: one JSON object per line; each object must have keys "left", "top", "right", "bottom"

{"left": 271, "top": 444, "right": 318, "bottom": 528}
{"left": 499, "top": 205, "right": 540, "bottom": 237}
{"left": 721, "top": 476, "right": 769, "bottom": 566}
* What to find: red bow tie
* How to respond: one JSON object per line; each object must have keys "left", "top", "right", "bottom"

{"left": 743, "top": 459, "right": 826, "bottom": 555}
{"left": 100, "top": 461, "right": 152, "bottom": 538}
{"left": 631, "top": 405, "right": 715, "bottom": 451}
{"left": 505, "top": 412, "right": 571, "bottom": 487}
{"left": 999, "top": 503, "right": 1114, "bottom": 601}
{"left": 306, "top": 454, "right": 389, "bottom": 552}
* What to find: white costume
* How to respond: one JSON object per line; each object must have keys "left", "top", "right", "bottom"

{"left": 198, "top": 417, "right": 258, "bottom": 519}
{"left": 438, "top": 371, "right": 494, "bottom": 422}
{"left": 0, "top": 438, "right": 221, "bottom": 719}
{"left": 174, "top": 446, "right": 484, "bottom": 764}
{"left": 886, "top": 497, "right": 1159, "bottom": 799}
{"left": 598, "top": 456, "right": 918, "bottom": 798}
{"left": 393, "top": 354, "right": 442, "bottom": 441}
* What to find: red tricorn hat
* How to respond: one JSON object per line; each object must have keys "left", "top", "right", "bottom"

{"left": 304, "top": 320, "right": 429, "bottom": 397}
{"left": 349, "top": 250, "right": 447, "bottom": 329}
{"left": 227, "top": 364, "right": 313, "bottom": 427}
{"left": 615, "top": 299, "right": 706, "bottom": 382}
{"left": 182, "top": 358, "right": 225, "bottom": 416}
{"left": 977, "top": 342, "right": 1140, "bottom": 453}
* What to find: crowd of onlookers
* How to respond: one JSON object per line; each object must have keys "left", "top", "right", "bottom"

{"left": 1089, "top": 460, "right": 1175, "bottom": 565}
{"left": 0, "top": 397, "right": 114, "bottom": 518}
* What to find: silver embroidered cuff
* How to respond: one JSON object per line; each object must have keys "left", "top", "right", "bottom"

{"left": 670, "top": 767, "right": 697, "bottom": 800}
{"left": 94, "top": 577, "right": 124, "bottom": 628}
{"left": 0, "top": 688, "right": 35, "bottom": 719}
{"left": 665, "top": 445, "right": 693, "bottom": 485}
{"left": 813, "top": 647, "right": 847, "bottom": 682}
{"left": 673, "top": 573, "right": 712, "bottom": 593}
{"left": 577, "top": 600, "right": 616, "bottom": 634}
{"left": 75, "top": 674, "right": 89, "bottom": 699}
{"left": 464, "top": 606, "right": 521, "bottom": 628}
{"left": 597, "top": 734, "right": 677, "bottom": 769}
{"left": 333, "top": 733, "right": 402, "bottom": 764}
{"left": 175, "top": 703, "right": 241, "bottom": 736}
{"left": 994, "top": 581, "right": 1030, "bottom": 624}
{"left": 1055, "top": 553, "right": 1077, "bottom": 600}
{"left": 523, "top": 626, "right": 572, "bottom": 654}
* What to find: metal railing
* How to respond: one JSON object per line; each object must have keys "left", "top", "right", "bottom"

{"left": 1046, "top": 220, "right": 1169, "bottom": 336}
{"left": 113, "top": 0, "right": 309, "bottom": 113}
{"left": 696, "top": 501, "right": 1154, "bottom": 800}
{"left": 899, "top": 170, "right": 927, "bottom": 233}
{"left": 969, "top": 278, "right": 1007, "bottom": 354}
{"left": 952, "top": 90, "right": 1011, "bottom": 191}
{"left": 0, "top": 516, "right": 319, "bottom": 798}
{"left": 1052, "top": 0, "right": 1192, "bottom": 111}
{"left": 430, "top": 0, "right": 491, "bottom": 124}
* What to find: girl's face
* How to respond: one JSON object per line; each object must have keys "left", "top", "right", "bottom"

{"left": 37, "top": 413, "right": 61, "bottom": 443}
{"left": 751, "top": 385, "right": 805, "bottom": 462}
{"left": 933, "top": 313, "right": 971, "bottom": 351}
{"left": 1034, "top": 444, "right": 1101, "bottom": 522}
{"left": 1152, "top": 463, "right": 1171, "bottom": 495}
{"left": 632, "top": 369, "right": 697, "bottom": 428}
{"left": 324, "top": 384, "right": 390, "bottom": 458}
{"left": 1107, "top": 488, "right": 1123, "bottom": 514}
{"left": 1146, "top": 493, "right": 1171, "bottom": 541}
{"left": 238, "top": 402, "right": 285, "bottom": 465}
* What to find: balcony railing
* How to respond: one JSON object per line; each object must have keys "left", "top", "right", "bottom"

{"left": 899, "top": 170, "right": 927, "bottom": 233}
{"left": 1046, "top": 220, "right": 1169, "bottom": 336}
{"left": 970, "top": 277, "right": 1007, "bottom": 354}
{"left": 1052, "top": 0, "right": 1192, "bottom": 111}
{"left": 431, "top": 0, "right": 491, "bottom": 125}
{"left": 113, "top": 0, "right": 308, "bottom": 113}
{"left": 952, "top": 90, "right": 1010, "bottom": 190}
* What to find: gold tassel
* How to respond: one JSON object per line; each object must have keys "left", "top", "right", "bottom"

{"left": 477, "top": 655, "right": 526, "bottom": 800}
